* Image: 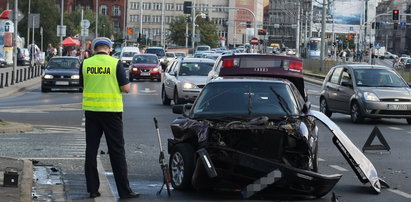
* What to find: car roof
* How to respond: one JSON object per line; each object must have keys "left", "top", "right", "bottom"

{"left": 209, "top": 76, "right": 291, "bottom": 84}
{"left": 333, "top": 64, "right": 391, "bottom": 70}
{"left": 179, "top": 57, "right": 215, "bottom": 63}
{"left": 134, "top": 53, "right": 157, "bottom": 57}
{"left": 146, "top": 47, "right": 164, "bottom": 49}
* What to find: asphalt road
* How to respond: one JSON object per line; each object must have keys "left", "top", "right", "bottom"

{"left": 0, "top": 76, "right": 410, "bottom": 201}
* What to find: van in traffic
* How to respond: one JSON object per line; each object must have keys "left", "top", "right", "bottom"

{"left": 120, "top": 46, "right": 140, "bottom": 67}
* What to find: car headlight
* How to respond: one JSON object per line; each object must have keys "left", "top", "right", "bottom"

{"left": 363, "top": 92, "right": 379, "bottom": 101}
{"left": 132, "top": 67, "right": 138, "bottom": 71}
{"left": 44, "top": 74, "right": 54, "bottom": 79}
{"left": 122, "top": 60, "right": 126, "bottom": 63}
{"left": 153, "top": 68, "right": 159, "bottom": 72}
{"left": 71, "top": 75, "right": 80, "bottom": 79}
{"left": 183, "top": 82, "right": 197, "bottom": 89}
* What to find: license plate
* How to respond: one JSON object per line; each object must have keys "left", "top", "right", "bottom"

{"left": 387, "top": 104, "right": 407, "bottom": 110}
{"left": 140, "top": 72, "right": 150, "bottom": 76}
{"left": 55, "top": 81, "right": 69, "bottom": 85}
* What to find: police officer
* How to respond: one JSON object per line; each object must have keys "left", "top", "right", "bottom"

{"left": 80, "top": 37, "right": 139, "bottom": 199}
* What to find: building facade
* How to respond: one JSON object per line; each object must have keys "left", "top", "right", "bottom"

{"left": 375, "top": 0, "right": 411, "bottom": 55}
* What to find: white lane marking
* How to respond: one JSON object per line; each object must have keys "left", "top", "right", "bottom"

{"left": 318, "top": 158, "right": 325, "bottom": 162}
{"left": 329, "top": 165, "right": 349, "bottom": 172}
{"left": 96, "top": 157, "right": 116, "bottom": 201}
{"left": 21, "top": 157, "right": 85, "bottom": 160}
{"left": 388, "top": 127, "right": 402, "bottom": 131}
{"left": 388, "top": 189, "right": 411, "bottom": 199}
{"left": 140, "top": 88, "right": 156, "bottom": 93}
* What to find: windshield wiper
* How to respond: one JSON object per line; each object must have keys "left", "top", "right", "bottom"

{"left": 270, "top": 87, "right": 292, "bottom": 115}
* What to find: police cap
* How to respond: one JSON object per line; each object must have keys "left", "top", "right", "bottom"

{"left": 91, "top": 37, "right": 112, "bottom": 50}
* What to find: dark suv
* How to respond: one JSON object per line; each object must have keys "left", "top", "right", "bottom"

{"left": 145, "top": 47, "right": 167, "bottom": 69}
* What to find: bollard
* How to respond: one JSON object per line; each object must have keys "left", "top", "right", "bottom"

{"left": 0, "top": 73, "right": 3, "bottom": 88}
{"left": 5, "top": 72, "right": 9, "bottom": 87}
{"left": 10, "top": 71, "right": 13, "bottom": 85}
{"left": 24, "top": 68, "right": 27, "bottom": 81}
{"left": 15, "top": 70, "right": 19, "bottom": 84}
{"left": 19, "top": 69, "right": 23, "bottom": 82}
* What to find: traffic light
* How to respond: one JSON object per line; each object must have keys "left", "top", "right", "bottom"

{"left": 137, "top": 33, "right": 142, "bottom": 42}
{"left": 258, "top": 29, "right": 266, "bottom": 35}
{"left": 372, "top": 22, "right": 375, "bottom": 29}
{"left": 393, "top": 10, "right": 399, "bottom": 21}
{"left": 394, "top": 22, "right": 399, "bottom": 30}
{"left": 127, "top": 27, "right": 133, "bottom": 34}
{"left": 183, "top": 1, "right": 192, "bottom": 14}
{"left": 246, "top": 21, "right": 251, "bottom": 28}
{"left": 375, "top": 22, "right": 380, "bottom": 29}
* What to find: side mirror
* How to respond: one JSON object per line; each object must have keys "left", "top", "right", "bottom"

{"left": 341, "top": 80, "right": 353, "bottom": 87}
{"left": 172, "top": 104, "right": 192, "bottom": 116}
{"left": 302, "top": 101, "right": 311, "bottom": 114}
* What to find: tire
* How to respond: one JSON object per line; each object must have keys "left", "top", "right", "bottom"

{"left": 406, "top": 118, "right": 411, "bottom": 124}
{"left": 319, "top": 98, "right": 332, "bottom": 117}
{"left": 162, "top": 86, "right": 171, "bottom": 105}
{"left": 350, "top": 101, "right": 364, "bottom": 123}
{"left": 169, "top": 143, "right": 195, "bottom": 190}
{"left": 173, "top": 88, "right": 184, "bottom": 105}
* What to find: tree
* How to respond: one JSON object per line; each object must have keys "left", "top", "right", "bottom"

{"left": 168, "top": 14, "right": 219, "bottom": 48}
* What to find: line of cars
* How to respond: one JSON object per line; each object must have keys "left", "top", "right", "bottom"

{"left": 163, "top": 53, "right": 387, "bottom": 199}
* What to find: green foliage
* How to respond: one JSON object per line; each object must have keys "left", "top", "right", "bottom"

{"left": 167, "top": 14, "right": 219, "bottom": 48}
{"left": 64, "top": 7, "right": 113, "bottom": 38}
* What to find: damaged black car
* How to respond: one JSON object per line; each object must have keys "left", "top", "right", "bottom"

{"left": 168, "top": 77, "right": 387, "bottom": 199}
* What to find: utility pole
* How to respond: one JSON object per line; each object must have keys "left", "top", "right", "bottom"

{"left": 161, "top": 0, "right": 165, "bottom": 48}
{"left": 27, "top": 0, "right": 30, "bottom": 48}
{"left": 140, "top": 0, "right": 143, "bottom": 46}
{"left": 320, "top": 0, "right": 327, "bottom": 71}
{"left": 191, "top": 0, "right": 196, "bottom": 49}
{"left": 12, "top": 0, "right": 18, "bottom": 85}
{"left": 296, "top": 2, "right": 300, "bottom": 58}
{"left": 95, "top": 0, "right": 98, "bottom": 38}
{"left": 60, "top": 0, "right": 63, "bottom": 56}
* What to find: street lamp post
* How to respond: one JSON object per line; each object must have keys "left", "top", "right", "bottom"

{"left": 192, "top": 13, "right": 206, "bottom": 49}
{"left": 95, "top": 0, "right": 99, "bottom": 37}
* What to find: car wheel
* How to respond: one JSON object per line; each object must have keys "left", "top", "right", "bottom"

{"left": 406, "top": 118, "right": 411, "bottom": 124}
{"left": 350, "top": 101, "right": 364, "bottom": 123}
{"left": 169, "top": 143, "right": 195, "bottom": 190}
{"left": 173, "top": 88, "right": 184, "bottom": 105}
{"left": 162, "top": 86, "right": 171, "bottom": 105}
{"left": 319, "top": 98, "right": 332, "bottom": 117}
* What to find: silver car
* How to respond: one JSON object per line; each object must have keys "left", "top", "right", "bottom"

{"left": 161, "top": 57, "right": 215, "bottom": 105}
{"left": 320, "top": 65, "right": 411, "bottom": 124}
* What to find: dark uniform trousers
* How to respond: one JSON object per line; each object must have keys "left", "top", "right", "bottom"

{"left": 84, "top": 111, "right": 132, "bottom": 197}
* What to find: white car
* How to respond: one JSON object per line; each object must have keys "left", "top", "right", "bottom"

{"left": 161, "top": 57, "right": 215, "bottom": 105}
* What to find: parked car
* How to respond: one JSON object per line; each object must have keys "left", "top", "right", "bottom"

{"left": 41, "top": 56, "right": 82, "bottom": 92}
{"left": 383, "top": 51, "right": 398, "bottom": 59}
{"left": 320, "top": 65, "right": 411, "bottom": 123}
{"left": 168, "top": 76, "right": 385, "bottom": 198}
{"left": 17, "top": 48, "right": 30, "bottom": 66}
{"left": 120, "top": 46, "right": 140, "bottom": 67}
{"left": 0, "top": 56, "right": 6, "bottom": 67}
{"left": 161, "top": 57, "right": 215, "bottom": 105}
{"left": 128, "top": 54, "right": 161, "bottom": 82}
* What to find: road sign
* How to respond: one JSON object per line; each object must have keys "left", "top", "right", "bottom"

{"left": 400, "top": 22, "right": 406, "bottom": 27}
{"left": 28, "top": 13, "right": 40, "bottom": 28}
{"left": 81, "top": 20, "right": 90, "bottom": 28}
{"left": 57, "top": 25, "right": 66, "bottom": 37}
{"left": 250, "top": 37, "right": 259, "bottom": 45}
{"left": 375, "top": 42, "right": 380, "bottom": 49}
{"left": 81, "top": 28, "right": 89, "bottom": 36}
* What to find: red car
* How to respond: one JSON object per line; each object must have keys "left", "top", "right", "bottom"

{"left": 129, "top": 54, "right": 161, "bottom": 81}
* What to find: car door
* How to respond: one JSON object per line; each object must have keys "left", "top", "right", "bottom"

{"left": 333, "top": 68, "right": 355, "bottom": 113}
{"left": 324, "top": 67, "right": 343, "bottom": 111}
{"left": 164, "top": 61, "right": 178, "bottom": 97}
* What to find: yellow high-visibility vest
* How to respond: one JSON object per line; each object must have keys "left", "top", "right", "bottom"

{"left": 82, "top": 54, "right": 123, "bottom": 112}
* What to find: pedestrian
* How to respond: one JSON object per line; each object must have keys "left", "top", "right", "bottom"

{"left": 80, "top": 37, "right": 139, "bottom": 199}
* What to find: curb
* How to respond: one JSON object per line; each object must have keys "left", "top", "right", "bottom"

{"left": 21, "top": 159, "right": 33, "bottom": 202}
{"left": 0, "top": 77, "right": 41, "bottom": 98}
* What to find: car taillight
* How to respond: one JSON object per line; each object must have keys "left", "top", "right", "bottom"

{"left": 222, "top": 58, "right": 239, "bottom": 68}
{"left": 289, "top": 61, "right": 303, "bottom": 71}
{"left": 222, "top": 59, "right": 234, "bottom": 68}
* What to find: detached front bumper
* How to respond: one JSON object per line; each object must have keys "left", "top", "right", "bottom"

{"left": 192, "top": 145, "right": 342, "bottom": 199}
